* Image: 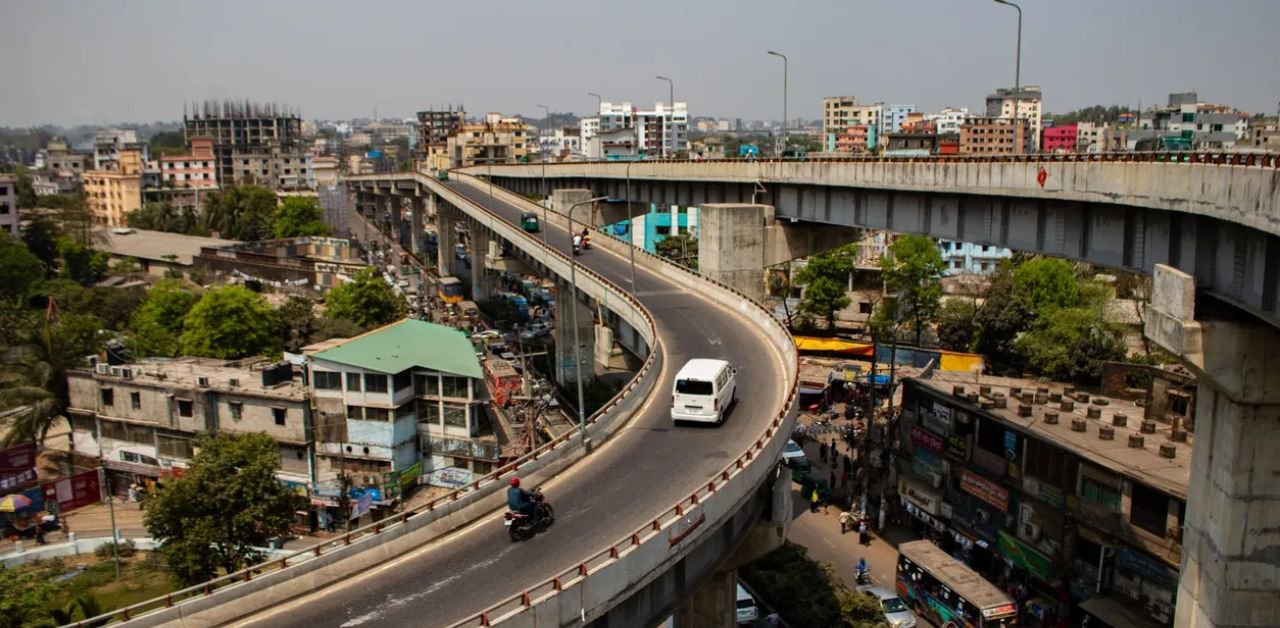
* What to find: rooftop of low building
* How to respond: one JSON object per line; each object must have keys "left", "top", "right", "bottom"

{"left": 912, "top": 370, "right": 1192, "bottom": 499}
{"left": 93, "top": 226, "right": 239, "bottom": 266}
{"left": 308, "top": 318, "right": 483, "bottom": 379}
{"left": 82, "top": 356, "right": 305, "bottom": 399}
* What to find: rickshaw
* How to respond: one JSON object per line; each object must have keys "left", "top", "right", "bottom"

{"left": 520, "top": 211, "right": 540, "bottom": 233}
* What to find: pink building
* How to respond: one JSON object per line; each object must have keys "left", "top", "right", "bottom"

{"left": 835, "top": 125, "right": 870, "bottom": 153}
{"left": 160, "top": 137, "right": 218, "bottom": 189}
{"left": 1042, "top": 124, "right": 1078, "bottom": 153}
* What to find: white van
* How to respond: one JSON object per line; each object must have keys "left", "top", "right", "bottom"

{"left": 735, "top": 582, "right": 759, "bottom": 624}
{"left": 671, "top": 359, "right": 737, "bottom": 425}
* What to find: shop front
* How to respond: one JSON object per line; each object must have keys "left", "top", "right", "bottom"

{"left": 1111, "top": 545, "right": 1177, "bottom": 625}
{"left": 899, "top": 477, "right": 946, "bottom": 539}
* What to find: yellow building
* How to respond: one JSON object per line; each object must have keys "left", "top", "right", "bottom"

{"left": 445, "top": 113, "right": 532, "bottom": 168}
{"left": 84, "top": 149, "right": 143, "bottom": 226}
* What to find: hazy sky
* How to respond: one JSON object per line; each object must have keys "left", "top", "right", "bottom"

{"left": 3, "top": 0, "right": 1277, "bottom": 127}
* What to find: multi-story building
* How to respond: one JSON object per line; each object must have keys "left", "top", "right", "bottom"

{"left": 959, "top": 116, "right": 1033, "bottom": 155}
{"left": 883, "top": 121, "right": 938, "bottom": 157}
{"left": 896, "top": 371, "right": 1193, "bottom": 626}
{"left": 305, "top": 319, "right": 492, "bottom": 486}
{"left": 834, "top": 125, "right": 874, "bottom": 153}
{"left": 312, "top": 155, "right": 340, "bottom": 187}
{"left": 880, "top": 104, "right": 918, "bottom": 135}
{"left": 0, "top": 174, "right": 17, "bottom": 235}
{"left": 926, "top": 107, "right": 969, "bottom": 136}
{"left": 194, "top": 236, "right": 365, "bottom": 291}
{"left": 64, "top": 357, "right": 312, "bottom": 495}
{"left": 83, "top": 149, "right": 143, "bottom": 226}
{"left": 579, "top": 117, "right": 602, "bottom": 159}
{"left": 416, "top": 108, "right": 467, "bottom": 166}
{"left": 636, "top": 102, "right": 689, "bottom": 157}
{"left": 823, "top": 97, "right": 884, "bottom": 152}
{"left": 183, "top": 101, "right": 303, "bottom": 188}
{"left": 230, "top": 145, "right": 313, "bottom": 190}
{"left": 937, "top": 240, "right": 1013, "bottom": 275}
{"left": 538, "top": 126, "right": 582, "bottom": 160}
{"left": 159, "top": 137, "right": 218, "bottom": 190}
{"left": 1042, "top": 123, "right": 1078, "bottom": 153}
{"left": 986, "top": 86, "right": 1044, "bottom": 149}
{"left": 445, "top": 113, "right": 532, "bottom": 167}
{"left": 39, "top": 137, "right": 88, "bottom": 182}
{"left": 1076, "top": 122, "right": 1127, "bottom": 153}
{"left": 92, "top": 129, "right": 147, "bottom": 171}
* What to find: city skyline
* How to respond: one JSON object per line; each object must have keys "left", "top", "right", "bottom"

{"left": 2, "top": 0, "right": 1278, "bottom": 128}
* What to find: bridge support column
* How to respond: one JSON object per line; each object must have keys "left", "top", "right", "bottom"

{"left": 671, "top": 568, "right": 737, "bottom": 628}
{"left": 1145, "top": 265, "right": 1280, "bottom": 628}
{"left": 469, "top": 226, "right": 495, "bottom": 301}
{"left": 554, "top": 277, "right": 595, "bottom": 388}
{"left": 553, "top": 188, "right": 593, "bottom": 227}
{"left": 408, "top": 196, "right": 424, "bottom": 256}
{"left": 697, "top": 204, "right": 773, "bottom": 303}
{"left": 436, "top": 206, "right": 457, "bottom": 278}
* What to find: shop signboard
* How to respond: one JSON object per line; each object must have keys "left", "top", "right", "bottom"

{"left": 997, "top": 530, "right": 1054, "bottom": 581}
{"left": 0, "top": 443, "right": 36, "bottom": 476}
{"left": 1116, "top": 545, "right": 1179, "bottom": 590}
{"left": 945, "top": 433, "right": 970, "bottom": 461}
{"left": 922, "top": 401, "right": 952, "bottom": 435}
{"left": 913, "top": 449, "right": 944, "bottom": 483}
{"left": 960, "top": 469, "right": 1009, "bottom": 512}
{"left": 349, "top": 491, "right": 373, "bottom": 520}
{"left": 427, "top": 466, "right": 473, "bottom": 489}
{"left": 910, "top": 425, "right": 944, "bottom": 455}
{"left": 41, "top": 470, "right": 100, "bottom": 512}
{"left": 899, "top": 478, "right": 942, "bottom": 516}
{"left": 1023, "top": 476, "right": 1065, "bottom": 509}
{"left": 398, "top": 461, "right": 423, "bottom": 492}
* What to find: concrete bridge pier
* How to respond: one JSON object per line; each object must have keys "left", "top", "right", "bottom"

{"left": 554, "top": 276, "right": 596, "bottom": 388}
{"left": 1145, "top": 265, "right": 1280, "bottom": 628}
{"left": 468, "top": 225, "right": 495, "bottom": 301}
{"left": 408, "top": 195, "right": 425, "bottom": 256}
{"left": 436, "top": 205, "right": 458, "bottom": 278}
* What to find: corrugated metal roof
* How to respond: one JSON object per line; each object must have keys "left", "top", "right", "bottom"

{"left": 311, "top": 319, "right": 483, "bottom": 378}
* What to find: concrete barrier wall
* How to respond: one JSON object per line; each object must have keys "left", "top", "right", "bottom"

{"left": 450, "top": 173, "right": 801, "bottom": 627}
{"left": 108, "top": 176, "right": 663, "bottom": 628}
{"left": 469, "top": 157, "right": 1280, "bottom": 239}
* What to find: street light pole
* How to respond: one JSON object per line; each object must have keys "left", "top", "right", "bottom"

{"left": 567, "top": 196, "right": 608, "bottom": 449}
{"left": 626, "top": 160, "right": 636, "bottom": 294}
{"left": 537, "top": 104, "right": 551, "bottom": 248}
{"left": 768, "top": 51, "right": 788, "bottom": 155}
{"left": 656, "top": 76, "right": 674, "bottom": 159}
{"left": 994, "top": 0, "right": 1024, "bottom": 152}
{"left": 587, "top": 92, "right": 603, "bottom": 161}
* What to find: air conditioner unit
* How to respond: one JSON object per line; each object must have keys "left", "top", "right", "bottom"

{"left": 95, "top": 363, "right": 110, "bottom": 375}
{"left": 197, "top": 376, "right": 210, "bottom": 388}
{"left": 109, "top": 366, "right": 124, "bottom": 377}
{"left": 121, "top": 368, "right": 135, "bottom": 380}
{"left": 229, "top": 378, "right": 240, "bottom": 387}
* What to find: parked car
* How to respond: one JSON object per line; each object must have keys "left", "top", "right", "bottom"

{"left": 857, "top": 585, "right": 917, "bottom": 628}
{"left": 520, "top": 321, "right": 553, "bottom": 340}
{"left": 735, "top": 582, "right": 759, "bottom": 624}
{"left": 781, "top": 439, "right": 807, "bottom": 466}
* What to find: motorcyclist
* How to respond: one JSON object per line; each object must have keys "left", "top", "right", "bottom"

{"left": 856, "top": 557, "right": 869, "bottom": 581}
{"left": 507, "top": 477, "right": 540, "bottom": 524}
{"left": 581, "top": 228, "right": 591, "bottom": 249}
{"left": 572, "top": 234, "right": 582, "bottom": 253}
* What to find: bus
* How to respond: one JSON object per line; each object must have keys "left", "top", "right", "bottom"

{"left": 896, "top": 540, "right": 1017, "bottom": 628}
{"left": 437, "top": 276, "right": 465, "bottom": 304}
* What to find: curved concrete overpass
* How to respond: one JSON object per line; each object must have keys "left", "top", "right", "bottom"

{"left": 478, "top": 153, "right": 1280, "bottom": 328}
{"left": 218, "top": 174, "right": 797, "bottom": 626}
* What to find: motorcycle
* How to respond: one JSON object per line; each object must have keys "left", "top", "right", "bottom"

{"left": 572, "top": 240, "right": 582, "bottom": 256}
{"left": 856, "top": 568, "right": 872, "bottom": 585}
{"left": 505, "top": 487, "right": 555, "bottom": 542}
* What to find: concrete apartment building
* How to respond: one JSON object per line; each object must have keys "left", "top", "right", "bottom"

{"left": 0, "top": 174, "right": 17, "bottom": 235}
{"left": 986, "top": 86, "right": 1044, "bottom": 149}
{"left": 937, "top": 239, "right": 1013, "bottom": 275}
{"left": 159, "top": 137, "right": 218, "bottom": 189}
{"left": 636, "top": 102, "right": 689, "bottom": 157}
{"left": 898, "top": 371, "right": 1193, "bottom": 626}
{"left": 1042, "top": 123, "right": 1079, "bottom": 153}
{"left": 64, "top": 357, "right": 312, "bottom": 495}
{"left": 580, "top": 102, "right": 688, "bottom": 159}
{"left": 194, "top": 236, "right": 365, "bottom": 291}
{"left": 83, "top": 149, "right": 144, "bottom": 226}
{"left": 959, "top": 116, "right": 1034, "bottom": 155}
{"left": 38, "top": 137, "right": 88, "bottom": 177}
{"left": 230, "top": 145, "right": 313, "bottom": 190}
{"left": 823, "top": 97, "right": 884, "bottom": 152}
{"left": 446, "top": 113, "right": 532, "bottom": 167}
{"left": 92, "top": 129, "right": 147, "bottom": 171}
{"left": 183, "top": 101, "right": 304, "bottom": 189}
{"left": 417, "top": 108, "right": 467, "bottom": 169}
{"left": 926, "top": 107, "right": 969, "bottom": 136}
{"left": 312, "top": 155, "right": 340, "bottom": 187}
{"left": 305, "top": 320, "right": 491, "bottom": 483}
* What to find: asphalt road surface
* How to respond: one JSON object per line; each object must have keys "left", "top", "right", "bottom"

{"left": 234, "top": 177, "right": 790, "bottom": 627}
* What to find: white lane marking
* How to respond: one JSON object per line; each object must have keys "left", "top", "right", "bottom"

{"left": 336, "top": 554, "right": 504, "bottom": 627}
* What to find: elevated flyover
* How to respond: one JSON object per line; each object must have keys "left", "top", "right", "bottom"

{"left": 477, "top": 153, "right": 1280, "bottom": 329}
{"left": 102, "top": 170, "right": 798, "bottom": 627}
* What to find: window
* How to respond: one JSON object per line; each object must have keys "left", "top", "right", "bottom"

{"left": 229, "top": 401, "right": 243, "bottom": 420}
{"left": 418, "top": 400, "right": 440, "bottom": 424}
{"left": 441, "top": 376, "right": 469, "bottom": 398}
{"left": 130, "top": 392, "right": 141, "bottom": 410}
{"left": 395, "top": 402, "right": 415, "bottom": 420}
{"left": 393, "top": 370, "right": 413, "bottom": 391}
{"left": 364, "top": 407, "right": 389, "bottom": 422}
{"left": 314, "top": 371, "right": 341, "bottom": 390}
{"left": 157, "top": 432, "right": 194, "bottom": 459}
{"left": 272, "top": 407, "right": 287, "bottom": 426}
{"left": 365, "top": 373, "right": 388, "bottom": 393}
{"left": 976, "top": 417, "right": 1004, "bottom": 455}
{"left": 100, "top": 420, "right": 127, "bottom": 440}
{"left": 177, "top": 399, "right": 193, "bottom": 417}
{"left": 100, "top": 388, "right": 114, "bottom": 407}
{"left": 442, "top": 404, "right": 468, "bottom": 428}
{"left": 1081, "top": 476, "right": 1121, "bottom": 511}
{"left": 346, "top": 405, "right": 363, "bottom": 420}
{"left": 346, "top": 372, "right": 362, "bottom": 392}
{"left": 125, "top": 423, "right": 154, "bottom": 444}
{"left": 1130, "top": 481, "right": 1170, "bottom": 537}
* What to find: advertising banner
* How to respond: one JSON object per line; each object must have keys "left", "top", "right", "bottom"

{"left": 0, "top": 443, "right": 36, "bottom": 474}
{"left": 41, "top": 469, "right": 101, "bottom": 512}
{"left": 910, "top": 425, "right": 944, "bottom": 455}
{"left": 427, "top": 466, "right": 473, "bottom": 489}
{"left": 960, "top": 469, "right": 1009, "bottom": 512}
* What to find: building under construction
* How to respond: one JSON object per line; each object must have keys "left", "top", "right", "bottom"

{"left": 416, "top": 106, "right": 466, "bottom": 169}
{"left": 184, "top": 100, "right": 304, "bottom": 186}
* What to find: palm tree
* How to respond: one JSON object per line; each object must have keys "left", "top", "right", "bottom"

{"left": 0, "top": 307, "right": 102, "bottom": 447}
{"left": 0, "top": 359, "right": 60, "bottom": 447}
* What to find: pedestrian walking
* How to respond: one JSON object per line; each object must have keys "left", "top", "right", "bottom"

{"left": 810, "top": 489, "right": 820, "bottom": 513}
{"left": 819, "top": 441, "right": 828, "bottom": 464}
{"left": 859, "top": 519, "right": 871, "bottom": 546}
{"left": 830, "top": 438, "right": 838, "bottom": 457}
{"left": 839, "top": 510, "right": 852, "bottom": 534}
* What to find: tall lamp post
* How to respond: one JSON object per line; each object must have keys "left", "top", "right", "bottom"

{"left": 767, "top": 51, "right": 788, "bottom": 156}
{"left": 656, "top": 76, "right": 674, "bottom": 159}
{"left": 587, "top": 92, "right": 603, "bottom": 161}
{"left": 994, "top": 0, "right": 1024, "bottom": 152}
{"left": 537, "top": 103, "right": 551, "bottom": 247}
{"left": 625, "top": 160, "right": 637, "bottom": 294}
{"left": 567, "top": 196, "right": 609, "bottom": 448}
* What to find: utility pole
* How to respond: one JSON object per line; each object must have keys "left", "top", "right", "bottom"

{"left": 100, "top": 463, "right": 120, "bottom": 580}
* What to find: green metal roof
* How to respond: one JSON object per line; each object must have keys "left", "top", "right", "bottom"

{"left": 311, "top": 319, "right": 483, "bottom": 379}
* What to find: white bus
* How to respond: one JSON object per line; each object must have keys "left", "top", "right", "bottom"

{"left": 671, "top": 359, "right": 737, "bottom": 425}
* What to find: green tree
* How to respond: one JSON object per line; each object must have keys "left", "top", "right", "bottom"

{"left": 276, "top": 296, "right": 317, "bottom": 352}
{"left": 11, "top": 166, "right": 39, "bottom": 210}
{"left": 325, "top": 267, "right": 407, "bottom": 329}
{"left": 654, "top": 233, "right": 699, "bottom": 269}
{"left": 937, "top": 298, "right": 979, "bottom": 352}
{"left": 55, "top": 237, "right": 108, "bottom": 285}
{"left": 20, "top": 215, "right": 60, "bottom": 271}
{"left": 0, "top": 564, "right": 64, "bottom": 628}
{"left": 271, "top": 197, "right": 330, "bottom": 238}
{"left": 127, "top": 280, "right": 198, "bottom": 358}
{"left": 1014, "top": 306, "right": 1127, "bottom": 383}
{"left": 144, "top": 432, "right": 306, "bottom": 586}
{"left": 0, "top": 234, "right": 45, "bottom": 303}
{"left": 310, "top": 316, "right": 364, "bottom": 343}
{"left": 794, "top": 245, "right": 857, "bottom": 331}
{"left": 0, "top": 313, "right": 103, "bottom": 446}
{"left": 179, "top": 285, "right": 280, "bottom": 359}
{"left": 128, "top": 201, "right": 207, "bottom": 236}
{"left": 880, "top": 235, "right": 945, "bottom": 346}
{"left": 204, "top": 185, "right": 277, "bottom": 240}
{"left": 973, "top": 258, "right": 1028, "bottom": 373}
{"left": 148, "top": 130, "right": 187, "bottom": 157}
{"left": 1010, "top": 257, "right": 1079, "bottom": 316}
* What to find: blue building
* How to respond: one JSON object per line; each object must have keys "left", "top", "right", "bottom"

{"left": 937, "top": 240, "right": 1013, "bottom": 275}
{"left": 605, "top": 203, "right": 698, "bottom": 253}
